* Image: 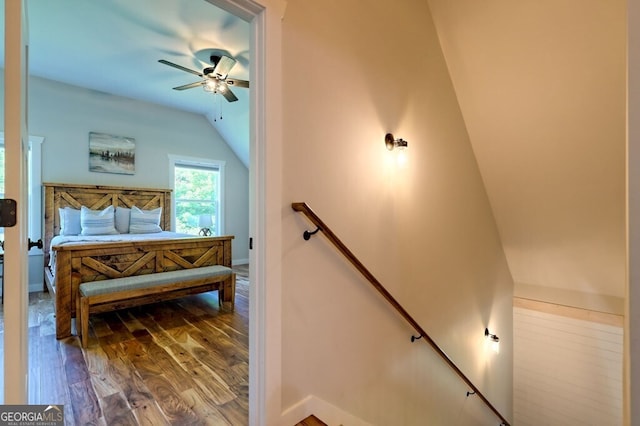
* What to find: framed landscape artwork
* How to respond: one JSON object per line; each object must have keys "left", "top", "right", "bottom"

{"left": 89, "top": 132, "right": 136, "bottom": 175}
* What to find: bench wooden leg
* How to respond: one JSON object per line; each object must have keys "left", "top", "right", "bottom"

{"left": 221, "top": 273, "right": 236, "bottom": 311}
{"left": 79, "top": 295, "right": 90, "bottom": 348}
{"left": 230, "top": 273, "right": 236, "bottom": 311}
{"left": 75, "top": 292, "right": 81, "bottom": 342}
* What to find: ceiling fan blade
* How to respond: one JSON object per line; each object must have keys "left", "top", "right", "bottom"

{"left": 158, "top": 59, "right": 203, "bottom": 77}
{"left": 219, "top": 84, "right": 239, "bottom": 102}
{"left": 213, "top": 55, "right": 237, "bottom": 79}
{"left": 225, "top": 78, "right": 250, "bottom": 88}
{"left": 173, "top": 81, "right": 204, "bottom": 91}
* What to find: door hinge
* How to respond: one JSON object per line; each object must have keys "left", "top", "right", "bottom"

{"left": 0, "top": 199, "right": 17, "bottom": 227}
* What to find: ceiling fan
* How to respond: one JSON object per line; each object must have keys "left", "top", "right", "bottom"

{"left": 158, "top": 54, "right": 249, "bottom": 102}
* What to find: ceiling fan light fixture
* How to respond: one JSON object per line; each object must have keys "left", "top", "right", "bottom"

{"left": 159, "top": 55, "right": 247, "bottom": 103}
{"left": 203, "top": 80, "right": 217, "bottom": 92}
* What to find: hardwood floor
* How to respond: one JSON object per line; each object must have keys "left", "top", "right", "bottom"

{"left": 0, "top": 264, "right": 249, "bottom": 425}
{"left": 295, "top": 415, "right": 328, "bottom": 426}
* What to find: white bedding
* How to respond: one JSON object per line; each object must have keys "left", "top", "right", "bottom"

{"left": 48, "top": 231, "right": 194, "bottom": 270}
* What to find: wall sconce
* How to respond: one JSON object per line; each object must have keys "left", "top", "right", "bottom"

{"left": 485, "top": 328, "right": 500, "bottom": 353}
{"left": 198, "top": 214, "right": 213, "bottom": 236}
{"left": 385, "top": 133, "right": 408, "bottom": 151}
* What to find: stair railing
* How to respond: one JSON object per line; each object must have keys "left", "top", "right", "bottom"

{"left": 292, "top": 202, "right": 510, "bottom": 426}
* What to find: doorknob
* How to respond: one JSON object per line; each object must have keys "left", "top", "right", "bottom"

{"left": 28, "top": 238, "right": 43, "bottom": 250}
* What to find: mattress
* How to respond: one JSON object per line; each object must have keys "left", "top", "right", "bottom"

{"left": 48, "top": 231, "right": 193, "bottom": 270}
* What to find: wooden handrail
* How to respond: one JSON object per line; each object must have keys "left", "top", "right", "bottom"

{"left": 292, "top": 202, "right": 511, "bottom": 426}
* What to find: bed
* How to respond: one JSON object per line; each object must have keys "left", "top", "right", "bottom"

{"left": 43, "top": 182, "right": 234, "bottom": 339}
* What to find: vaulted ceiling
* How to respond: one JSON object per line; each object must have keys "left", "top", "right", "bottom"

{"left": 427, "top": 0, "right": 626, "bottom": 300}
{"left": 14, "top": 0, "right": 251, "bottom": 166}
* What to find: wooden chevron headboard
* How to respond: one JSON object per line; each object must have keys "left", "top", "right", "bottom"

{"left": 42, "top": 182, "right": 172, "bottom": 265}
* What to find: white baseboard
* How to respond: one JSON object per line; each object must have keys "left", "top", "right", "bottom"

{"left": 280, "top": 395, "right": 371, "bottom": 426}
{"left": 233, "top": 258, "right": 249, "bottom": 266}
{"left": 29, "top": 282, "right": 44, "bottom": 293}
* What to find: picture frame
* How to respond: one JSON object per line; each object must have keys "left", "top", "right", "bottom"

{"left": 89, "top": 132, "right": 136, "bottom": 175}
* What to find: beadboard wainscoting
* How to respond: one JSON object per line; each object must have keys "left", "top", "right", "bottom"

{"left": 513, "top": 300, "right": 623, "bottom": 425}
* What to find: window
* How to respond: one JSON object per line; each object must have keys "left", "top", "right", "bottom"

{"left": 169, "top": 155, "right": 225, "bottom": 236}
{"left": 0, "top": 134, "right": 44, "bottom": 253}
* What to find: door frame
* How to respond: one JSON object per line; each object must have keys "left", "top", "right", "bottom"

{"left": 4, "top": 0, "right": 30, "bottom": 404}
{"left": 204, "top": 1, "right": 286, "bottom": 423}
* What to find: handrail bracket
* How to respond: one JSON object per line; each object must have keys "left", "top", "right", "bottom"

{"left": 303, "top": 226, "right": 321, "bottom": 240}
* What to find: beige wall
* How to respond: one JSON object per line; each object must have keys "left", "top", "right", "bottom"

{"left": 281, "top": 1, "right": 513, "bottom": 423}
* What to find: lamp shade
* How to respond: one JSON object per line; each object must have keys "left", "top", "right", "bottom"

{"left": 198, "top": 214, "right": 213, "bottom": 228}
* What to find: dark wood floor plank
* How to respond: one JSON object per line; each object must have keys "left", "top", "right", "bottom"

{"left": 217, "top": 399, "right": 250, "bottom": 426}
{"left": 128, "top": 309, "right": 175, "bottom": 347}
{"left": 229, "top": 363, "right": 249, "bottom": 411}
{"left": 131, "top": 338, "right": 196, "bottom": 394}
{"left": 98, "top": 311, "right": 135, "bottom": 346}
{"left": 62, "top": 337, "right": 91, "bottom": 385}
{"left": 132, "top": 401, "right": 171, "bottom": 426}
{"left": 164, "top": 341, "right": 204, "bottom": 372}
{"left": 144, "top": 302, "right": 191, "bottom": 330}
{"left": 105, "top": 357, "right": 155, "bottom": 410}
{"left": 139, "top": 373, "right": 204, "bottom": 425}
{"left": 90, "top": 313, "right": 116, "bottom": 338}
{"left": 117, "top": 309, "right": 149, "bottom": 334}
{"left": 101, "top": 391, "right": 139, "bottom": 426}
{"left": 28, "top": 325, "right": 41, "bottom": 404}
{"left": 120, "top": 335, "right": 149, "bottom": 361}
{"left": 166, "top": 336, "right": 243, "bottom": 396}
{"left": 69, "top": 378, "right": 103, "bottom": 425}
{"left": 190, "top": 365, "right": 237, "bottom": 405}
{"left": 35, "top": 332, "right": 75, "bottom": 423}
{"left": 181, "top": 387, "right": 232, "bottom": 425}
{"left": 30, "top": 330, "right": 75, "bottom": 417}
{"left": 178, "top": 335, "right": 235, "bottom": 384}
{"left": 83, "top": 345, "right": 123, "bottom": 399}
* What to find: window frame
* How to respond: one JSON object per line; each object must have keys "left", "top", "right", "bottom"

{"left": 168, "top": 154, "right": 225, "bottom": 236}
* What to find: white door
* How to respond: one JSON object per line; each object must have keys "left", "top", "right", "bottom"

{"left": 4, "top": 0, "right": 30, "bottom": 403}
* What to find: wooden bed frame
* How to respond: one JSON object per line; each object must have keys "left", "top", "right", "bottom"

{"left": 43, "top": 182, "right": 234, "bottom": 339}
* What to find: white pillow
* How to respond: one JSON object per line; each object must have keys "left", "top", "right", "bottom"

{"left": 80, "top": 205, "right": 118, "bottom": 236}
{"left": 59, "top": 207, "right": 81, "bottom": 236}
{"left": 114, "top": 207, "right": 131, "bottom": 234}
{"left": 129, "top": 206, "right": 162, "bottom": 234}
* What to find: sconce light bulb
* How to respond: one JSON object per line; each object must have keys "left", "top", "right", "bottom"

{"left": 384, "top": 133, "right": 409, "bottom": 151}
{"left": 385, "top": 133, "right": 395, "bottom": 151}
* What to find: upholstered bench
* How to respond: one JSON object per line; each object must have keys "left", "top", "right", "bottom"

{"left": 76, "top": 265, "right": 235, "bottom": 347}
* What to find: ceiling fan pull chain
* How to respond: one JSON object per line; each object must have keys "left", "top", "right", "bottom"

{"left": 212, "top": 93, "right": 224, "bottom": 122}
